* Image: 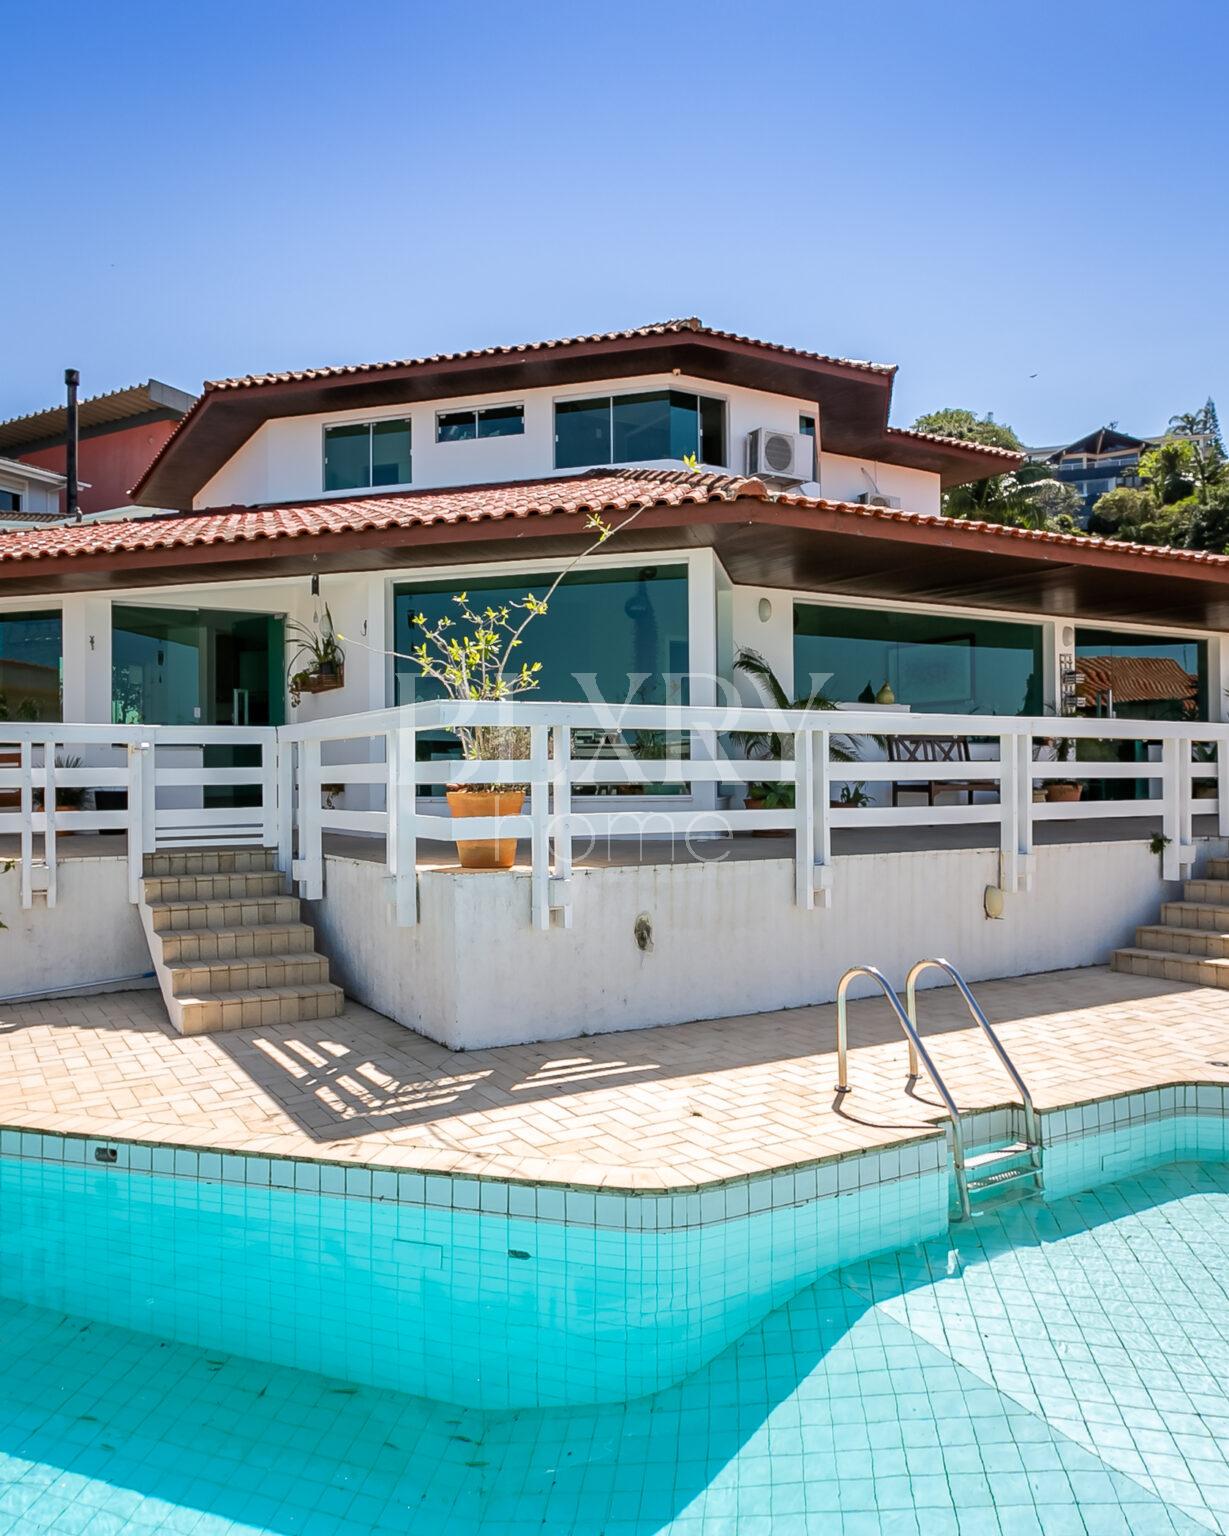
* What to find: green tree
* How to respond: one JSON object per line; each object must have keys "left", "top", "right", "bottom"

{"left": 910, "top": 408, "right": 1023, "bottom": 453}
{"left": 1087, "top": 485, "right": 1196, "bottom": 546}
{"left": 910, "top": 408, "right": 1034, "bottom": 522}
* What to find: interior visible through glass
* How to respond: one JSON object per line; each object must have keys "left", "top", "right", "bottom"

{"left": 793, "top": 602, "right": 1044, "bottom": 715}
{"left": 0, "top": 610, "right": 62, "bottom": 722}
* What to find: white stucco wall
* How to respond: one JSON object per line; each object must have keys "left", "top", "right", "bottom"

{"left": 306, "top": 838, "right": 1210, "bottom": 1050}
{"left": 0, "top": 856, "right": 153, "bottom": 1002}
{"left": 191, "top": 371, "right": 940, "bottom": 519}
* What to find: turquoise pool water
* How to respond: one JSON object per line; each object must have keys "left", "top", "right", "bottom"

{"left": 0, "top": 1135, "right": 1227, "bottom": 1532}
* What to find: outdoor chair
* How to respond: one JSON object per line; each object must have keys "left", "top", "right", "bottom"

{"left": 887, "top": 735, "right": 997, "bottom": 806}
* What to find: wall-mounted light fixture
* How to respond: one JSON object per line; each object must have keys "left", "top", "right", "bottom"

{"left": 757, "top": 597, "right": 773, "bottom": 623}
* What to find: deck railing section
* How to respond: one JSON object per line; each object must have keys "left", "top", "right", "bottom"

{"left": 2, "top": 705, "right": 1226, "bottom": 926}
{"left": 278, "top": 702, "right": 1229, "bottom": 929}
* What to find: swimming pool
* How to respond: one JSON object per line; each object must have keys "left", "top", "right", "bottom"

{"left": 1, "top": 1094, "right": 1227, "bottom": 1533}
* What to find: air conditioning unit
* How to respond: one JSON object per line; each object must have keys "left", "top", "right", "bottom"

{"left": 746, "top": 428, "right": 812, "bottom": 482}
{"left": 855, "top": 491, "right": 902, "bottom": 509}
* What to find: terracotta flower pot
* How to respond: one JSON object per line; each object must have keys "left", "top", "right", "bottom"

{"left": 446, "top": 788, "right": 525, "bottom": 870}
{"left": 1046, "top": 782, "right": 1082, "bottom": 803}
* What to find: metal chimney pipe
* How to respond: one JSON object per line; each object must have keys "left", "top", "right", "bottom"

{"left": 64, "top": 368, "right": 80, "bottom": 521}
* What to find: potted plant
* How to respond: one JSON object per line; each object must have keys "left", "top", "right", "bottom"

{"left": 731, "top": 648, "right": 859, "bottom": 815}
{"left": 287, "top": 607, "right": 346, "bottom": 706}
{"left": 33, "top": 754, "right": 86, "bottom": 830}
{"left": 833, "top": 782, "right": 872, "bottom": 808}
{"left": 1193, "top": 741, "right": 1218, "bottom": 798}
{"left": 1043, "top": 737, "right": 1082, "bottom": 802}
{"left": 361, "top": 508, "right": 643, "bottom": 870}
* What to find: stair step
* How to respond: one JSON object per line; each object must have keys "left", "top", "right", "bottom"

{"left": 1112, "top": 946, "right": 1229, "bottom": 987}
{"left": 147, "top": 894, "right": 301, "bottom": 933}
{"left": 158, "top": 923, "right": 318, "bottom": 963}
{"left": 143, "top": 871, "right": 284, "bottom": 903}
{"left": 175, "top": 982, "right": 344, "bottom": 1036}
{"left": 167, "top": 952, "right": 330, "bottom": 997}
{"left": 144, "top": 847, "right": 278, "bottom": 877}
{"left": 1183, "top": 879, "right": 1229, "bottom": 903}
{"left": 1135, "top": 923, "right": 1229, "bottom": 957}
{"left": 1205, "top": 857, "right": 1229, "bottom": 880}
{"left": 1160, "top": 900, "right": 1229, "bottom": 931}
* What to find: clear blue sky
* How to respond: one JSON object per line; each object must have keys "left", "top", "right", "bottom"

{"left": 4, "top": 0, "right": 1226, "bottom": 446}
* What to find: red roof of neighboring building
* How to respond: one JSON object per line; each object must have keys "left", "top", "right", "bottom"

{"left": 0, "top": 467, "right": 1224, "bottom": 570}
{"left": 1077, "top": 655, "right": 1199, "bottom": 707}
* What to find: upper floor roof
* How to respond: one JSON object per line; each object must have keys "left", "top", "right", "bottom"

{"left": 131, "top": 318, "right": 1021, "bottom": 507}
{"left": 0, "top": 379, "right": 197, "bottom": 457}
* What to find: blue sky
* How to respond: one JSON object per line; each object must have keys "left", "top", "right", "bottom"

{"left": 3, "top": 0, "right": 1226, "bottom": 446}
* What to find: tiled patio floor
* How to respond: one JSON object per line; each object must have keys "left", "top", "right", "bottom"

{"left": 3, "top": 966, "right": 1228, "bottom": 1189}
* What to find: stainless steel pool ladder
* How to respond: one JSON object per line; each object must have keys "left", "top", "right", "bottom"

{"left": 834, "top": 961, "right": 1043, "bottom": 1221}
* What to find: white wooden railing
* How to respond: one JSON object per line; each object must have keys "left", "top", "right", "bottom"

{"left": 4, "top": 705, "right": 1227, "bottom": 927}
{"left": 0, "top": 724, "right": 277, "bottom": 907}
{"left": 278, "top": 701, "right": 1229, "bottom": 929}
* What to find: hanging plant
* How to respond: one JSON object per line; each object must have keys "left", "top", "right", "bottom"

{"left": 287, "top": 606, "right": 346, "bottom": 706}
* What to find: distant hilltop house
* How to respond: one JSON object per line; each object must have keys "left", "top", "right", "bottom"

{"left": 1025, "top": 424, "right": 1218, "bottom": 521}
{"left": 0, "top": 379, "right": 196, "bottom": 527}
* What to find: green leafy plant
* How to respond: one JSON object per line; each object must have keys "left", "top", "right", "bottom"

{"left": 836, "top": 782, "right": 872, "bottom": 807}
{"left": 287, "top": 606, "right": 346, "bottom": 706}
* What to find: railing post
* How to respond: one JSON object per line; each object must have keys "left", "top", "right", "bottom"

{"left": 1016, "top": 729, "right": 1034, "bottom": 889}
{"left": 388, "top": 724, "right": 417, "bottom": 927}
{"left": 277, "top": 738, "right": 295, "bottom": 880}
{"left": 550, "top": 724, "right": 573, "bottom": 929}
{"left": 261, "top": 735, "right": 279, "bottom": 850}
{"left": 43, "top": 746, "right": 57, "bottom": 908}
{"left": 300, "top": 738, "right": 323, "bottom": 901}
{"left": 126, "top": 743, "right": 148, "bottom": 904}
{"left": 141, "top": 737, "right": 157, "bottom": 855}
{"left": 998, "top": 727, "right": 1018, "bottom": 894}
{"left": 529, "top": 723, "right": 550, "bottom": 931}
{"left": 18, "top": 740, "right": 32, "bottom": 910}
{"left": 1177, "top": 734, "right": 1194, "bottom": 876}
{"left": 1161, "top": 737, "right": 1184, "bottom": 881}
{"left": 814, "top": 728, "right": 832, "bottom": 908}
{"left": 1219, "top": 731, "right": 1229, "bottom": 839}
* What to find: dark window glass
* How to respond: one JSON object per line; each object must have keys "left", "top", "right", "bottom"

{"left": 394, "top": 566, "right": 690, "bottom": 791}
{"left": 477, "top": 404, "right": 524, "bottom": 438}
{"left": 437, "top": 411, "right": 476, "bottom": 443}
{"left": 799, "top": 414, "right": 816, "bottom": 437}
{"left": 0, "top": 491, "right": 20, "bottom": 513}
{"left": 0, "top": 611, "right": 61, "bottom": 722}
{"left": 555, "top": 397, "right": 611, "bottom": 468}
{"left": 701, "top": 397, "right": 727, "bottom": 464}
{"left": 323, "top": 422, "right": 371, "bottom": 492}
{"left": 1075, "top": 629, "right": 1207, "bottom": 722}
{"left": 614, "top": 391, "right": 675, "bottom": 461}
{"left": 793, "top": 602, "right": 1044, "bottom": 716}
{"left": 371, "top": 419, "right": 411, "bottom": 486}
{"left": 112, "top": 606, "right": 283, "bottom": 730}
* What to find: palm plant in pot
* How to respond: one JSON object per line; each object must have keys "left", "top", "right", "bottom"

{"left": 731, "top": 648, "right": 858, "bottom": 821}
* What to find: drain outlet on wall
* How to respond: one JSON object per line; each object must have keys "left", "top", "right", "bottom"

{"left": 633, "top": 912, "right": 654, "bottom": 953}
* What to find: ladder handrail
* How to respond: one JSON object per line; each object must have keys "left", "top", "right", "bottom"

{"left": 834, "top": 964, "right": 971, "bottom": 1220}
{"left": 905, "top": 957, "right": 1040, "bottom": 1149}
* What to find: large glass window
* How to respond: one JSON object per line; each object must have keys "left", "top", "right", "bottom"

{"left": 555, "top": 391, "right": 726, "bottom": 470}
{"left": 793, "top": 603, "right": 1044, "bottom": 715}
{"left": 112, "top": 607, "right": 284, "bottom": 728}
{"left": 323, "top": 418, "right": 411, "bottom": 491}
{"left": 394, "top": 566, "right": 690, "bottom": 787}
{"left": 1075, "top": 629, "right": 1207, "bottom": 722}
{"left": 436, "top": 404, "right": 524, "bottom": 443}
{"left": 0, "top": 611, "right": 61, "bottom": 721}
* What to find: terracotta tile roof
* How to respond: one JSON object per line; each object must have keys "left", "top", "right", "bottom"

{"left": 1077, "top": 655, "right": 1198, "bottom": 707}
{"left": 1, "top": 467, "right": 1226, "bottom": 577}
{"left": 202, "top": 318, "right": 896, "bottom": 392}
{"left": 883, "top": 424, "right": 1022, "bottom": 463}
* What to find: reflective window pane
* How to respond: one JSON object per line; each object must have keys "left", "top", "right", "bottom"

{"left": 477, "top": 404, "right": 525, "bottom": 438}
{"left": 794, "top": 602, "right": 1043, "bottom": 715}
{"left": 437, "top": 411, "right": 476, "bottom": 443}
{"left": 1075, "top": 629, "right": 1206, "bottom": 722}
{"left": 323, "top": 423, "right": 371, "bottom": 491}
{"left": 555, "top": 397, "right": 611, "bottom": 468}
{"left": 613, "top": 391, "right": 673, "bottom": 461}
{"left": 371, "top": 419, "right": 411, "bottom": 485}
{"left": 0, "top": 611, "right": 61, "bottom": 722}
{"left": 701, "top": 396, "right": 727, "bottom": 464}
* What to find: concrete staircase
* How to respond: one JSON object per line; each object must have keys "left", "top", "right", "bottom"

{"left": 138, "top": 847, "right": 343, "bottom": 1035}
{"left": 1112, "top": 857, "right": 1229, "bottom": 988}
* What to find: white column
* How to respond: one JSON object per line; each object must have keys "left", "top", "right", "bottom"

{"left": 60, "top": 594, "right": 111, "bottom": 724}
{"left": 687, "top": 550, "right": 719, "bottom": 814}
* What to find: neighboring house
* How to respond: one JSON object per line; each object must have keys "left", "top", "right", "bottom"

{"left": 0, "top": 378, "right": 196, "bottom": 519}
{"left": 0, "top": 456, "right": 71, "bottom": 530}
{"left": 1026, "top": 424, "right": 1217, "bottom": 520}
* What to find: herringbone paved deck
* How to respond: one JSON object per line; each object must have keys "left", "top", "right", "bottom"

{"left": 2, "top": 967, "right": 1228, "bottom": 1189}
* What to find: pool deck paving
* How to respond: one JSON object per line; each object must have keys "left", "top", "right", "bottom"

{"left": 2, "top": 965, "right": 1228, "bottom": 1190}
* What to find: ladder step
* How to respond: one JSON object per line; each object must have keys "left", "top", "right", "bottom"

{"left": 967, "top": 1165, "right": 1041, "bottom": 1193}
{"left": 964, "top": 1141, "right": 1034, "bottom": 1171}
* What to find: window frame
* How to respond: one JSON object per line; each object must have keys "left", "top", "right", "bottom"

{"left": 321, "top": 415, "right": 413, "bottom": 493}
{"left": 552, "top": 387, "right": 728, "bottom": 471}
{"left": 0, "top": 489, "right": 22, "bottom": 514}
{"left": 434, "top": 402, "right": 526, "bottom": 444}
